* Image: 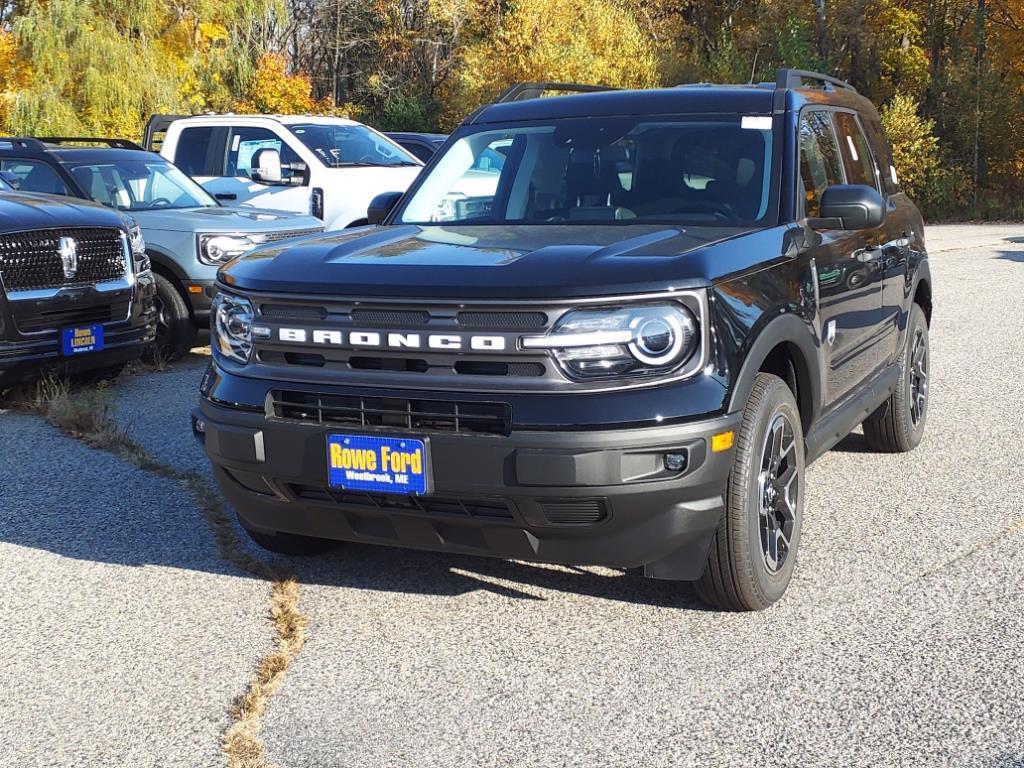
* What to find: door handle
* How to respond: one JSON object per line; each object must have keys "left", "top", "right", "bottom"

{"left": 215, "top": 193, "right": 237, "bottom": 201}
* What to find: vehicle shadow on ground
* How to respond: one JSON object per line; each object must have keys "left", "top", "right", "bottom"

{"left": 0, "top": 406, "right": 707, "bottom": 609}
{"left": 291, "top": 542, "right": 710, "bottom": 609}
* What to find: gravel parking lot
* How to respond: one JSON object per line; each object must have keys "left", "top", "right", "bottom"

{"left": 2, "top": 225, "right": 1023, "bottom": 767}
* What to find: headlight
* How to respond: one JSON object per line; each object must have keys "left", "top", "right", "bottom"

{"left": 199, "top": 234, "right": 258, "bottom": 266}
{"left": 121, "top": 215, "right": 149, "bottom": 274}
{"left": 211, "top": 292, "right": 255, "bottom": 364}
{"left": 523, "top": 303, "right": 699, "bottom": 380}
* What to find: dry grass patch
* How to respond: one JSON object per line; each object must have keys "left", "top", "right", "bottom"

{"left": 8, "top": 374, "right": 305, "bottom": 768}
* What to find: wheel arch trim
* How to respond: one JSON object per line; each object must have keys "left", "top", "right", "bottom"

{"left": 726, "top": 313, "right": 823, "bottom": 431}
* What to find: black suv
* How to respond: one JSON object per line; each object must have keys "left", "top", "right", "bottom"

{"left": 194, "top": 70, "right": 931, "bottom": 610}
{"left": 0, "top": 178, "right": 156, "bottom": 386}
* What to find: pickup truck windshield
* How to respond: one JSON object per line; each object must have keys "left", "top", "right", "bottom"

{"left": 399, "top": 116, "right": 775, "bottom": 226}
{"left": 288, "top": 124, "right": 420, "bottom": 168}
{"left": 64, "top": 158, "right": 217, "bottom": 211}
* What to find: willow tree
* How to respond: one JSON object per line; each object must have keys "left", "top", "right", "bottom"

{"left": 444, "top": 0, "right": 660, "bottom": 124}
{"left": 4, "top": 0, "right": 281, "bottom": 137}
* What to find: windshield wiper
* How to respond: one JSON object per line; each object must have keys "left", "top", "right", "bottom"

{"left": 329, "top": 161, "right": 418, "bottom": 168}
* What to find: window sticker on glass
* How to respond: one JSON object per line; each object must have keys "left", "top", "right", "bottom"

{"left": 238, "top": 139, "right": 281, "bottom": 171}
{"left": 742, "top": 116, "right": 773, "bottom": 130}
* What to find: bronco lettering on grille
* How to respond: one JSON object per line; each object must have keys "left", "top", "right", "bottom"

{"left": 275, "top": 328, "right": 507, "bottom": 352}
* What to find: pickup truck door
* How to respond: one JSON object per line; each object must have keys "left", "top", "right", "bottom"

{"left": 799, "top": 109, "right": 885, "bottom": 408}
{"left": 173, "top": 124, "right": 311, "bottom": 214}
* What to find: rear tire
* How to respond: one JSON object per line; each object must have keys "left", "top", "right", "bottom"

{"left": 695, "top": 373, "right": 805, "bottom": 611}
{"left": 240, "top": 521, "right": 339, "bottom": 556}
{"left": 863, "top": 303, "right": 929, "bottom": 453}
{"left": 149, "top": 272, "right": 196, "bottom": 362}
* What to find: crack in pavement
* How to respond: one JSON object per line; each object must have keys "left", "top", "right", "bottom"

{"left": 6, "top": 377, "right": 307, "bottom": 768}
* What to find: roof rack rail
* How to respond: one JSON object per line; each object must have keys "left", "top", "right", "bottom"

{"left": 776, "top": 68, "right": 856, "bottom": 93}
{"left": 0, "top": 137, "right": 49, "bottom": 151}
{"left": 494, "top": 82, "right": 617, "bottom": 104}
{"left": 37, "top": 137, "right": 146, "bottom": 150}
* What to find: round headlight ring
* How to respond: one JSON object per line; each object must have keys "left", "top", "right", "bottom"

{"left": 628, "top": 310, "right": 692, "bottom": 366}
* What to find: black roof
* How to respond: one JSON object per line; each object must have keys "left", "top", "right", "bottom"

{"left": 470, "top": 87, "right": 778, "bottom": 124}
{"left": 0, "top": 139, "right": 165, "bottom": 165}
{"left": 467, "top": 69, "right": 878, "bottom": 125}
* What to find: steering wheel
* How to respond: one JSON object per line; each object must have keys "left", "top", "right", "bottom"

{"left": 148, "top": 197, "right": 173, "bottom": 208}
{"left": 679, "top": 201, "right": 740, "bottom": 223}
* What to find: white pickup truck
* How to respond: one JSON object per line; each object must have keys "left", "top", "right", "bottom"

{"left": 146, "top": 114, "right": 423, "bottom": 230}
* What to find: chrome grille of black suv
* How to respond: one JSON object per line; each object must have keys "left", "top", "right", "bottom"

{"left": 0, "top": 228, "right": 126, "bottom": 292}
{"left": 271, "top": 390, "right": 512, "bottom": 436}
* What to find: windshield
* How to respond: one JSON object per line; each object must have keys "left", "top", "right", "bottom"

{"left": 288, "top": 123, "right": 420, "bottom": 168}
{"left": 398, "top": 116, "right": 776, "bottom": 227}
{"left": 0, "top": 175, "right": 13, "bottom": 192}
{"left": 63, "top": 158, "right": 217, "bottom": 211}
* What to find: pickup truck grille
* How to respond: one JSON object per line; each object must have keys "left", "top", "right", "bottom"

{"left": 271, "top": 390, "right": 512, "bottom": 436}
{"left": 14, "top": 300, "right": 131, "bottom": 333}
{"left": 0, "top": 228, "right": 126, "bottom": 293}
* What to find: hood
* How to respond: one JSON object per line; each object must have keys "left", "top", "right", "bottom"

{"left": 0, "top": 191, "right": 125, "bottom": 233}
{"left": 220, "top": 224, "right": 777, "bottom": 299}
{"left": 132, "top": 206, "right": 323, "bottom": 234}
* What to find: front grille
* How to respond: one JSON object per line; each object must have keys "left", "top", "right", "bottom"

{"left": 14, "top": 300, "right": 130, "bottom": 333}
{"left": 457, "top": 311, "right": 548, "bottom": 329}
{"left": 259, "top": 304, "right": 328, "bottom": 321}
{"left": 539, "top": 499, "right": 609, "bottom": 525}
{"left": 351, "top": 308, "right": 430, "bottom": 327}
{"left": 289, "top": 483, "right": 515, "bottom": 520}
{"left": 0, "top": 228, "right": 126, "bottom": 292}
{"left": 271, "top": 390, "right": 512, "bottom": 436}
{"left": 261, "top": 227, "right": 324, "bottom": 243}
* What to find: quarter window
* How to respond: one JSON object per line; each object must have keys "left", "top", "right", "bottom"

{"left": 0, "top": 159, "right": 70, "bottom": 196}
{"left": 798, "top": 111, "right": 844, "bottom": 218}
{"left": 833, "top": 112, "right": 879, "bottom": 190}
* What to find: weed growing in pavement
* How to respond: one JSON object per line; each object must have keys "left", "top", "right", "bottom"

{"left": 7, "top": 374, "right": 305, "bottom": 768}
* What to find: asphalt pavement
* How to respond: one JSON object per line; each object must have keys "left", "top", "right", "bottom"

{"left": 1, "top": 225, "right": 1022, "bottom": 767}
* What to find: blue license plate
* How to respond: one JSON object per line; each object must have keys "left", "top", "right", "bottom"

{"left": 326, "top": 433, "right": 431, "bottom": 495}
{"left": 61, "top": 324, "right": 105, "bottom": 356}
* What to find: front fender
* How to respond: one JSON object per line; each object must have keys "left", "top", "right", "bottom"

{"left": 724, "top": 312, "right": 824, "bottom": 426}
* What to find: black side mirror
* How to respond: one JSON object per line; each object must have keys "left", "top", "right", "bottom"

{"left": 812, "top": 184, "right": 886, "bottom": 230}
{"left": 367, "top": 191, "right": 403, "bottom": 225}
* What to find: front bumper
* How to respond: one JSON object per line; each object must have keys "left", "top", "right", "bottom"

{"left": 196, "top": 391, "right": 740, "bottom": 579}
{"left": 183, "top": 279, "right": 216, "bottom": 327}
{"left": 0, "top": 274, "right": 157, "bottom": 386}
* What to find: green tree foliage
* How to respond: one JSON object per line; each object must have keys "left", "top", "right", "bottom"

{"left": 2, "top": 0, "right": 281, "bottom": 137}
{"left": 880, "top": 92, "right": 938, "bottom": 200}
{"left": 1, "top": 0, "right": 1023, "bottom": 219}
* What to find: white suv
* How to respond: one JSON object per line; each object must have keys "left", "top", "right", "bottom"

{"left": 149, "top": 115, "right": 423, "bottom": 230}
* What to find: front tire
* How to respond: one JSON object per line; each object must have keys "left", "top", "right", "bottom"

{"left": 695, "top": 373, "right": 805, "bottom": 611}
{"left": 863, "top": 303, "right": 929, "bottom": 453}
{"left": 149, "top": 272, "right": 197, "bottom": 362}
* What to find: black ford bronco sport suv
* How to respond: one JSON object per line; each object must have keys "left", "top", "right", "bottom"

{"left": 195, "top": 70, "right": 931, "bottom": 610}
{"left": 0, "top": 178, "right": 156, "bottom": 386}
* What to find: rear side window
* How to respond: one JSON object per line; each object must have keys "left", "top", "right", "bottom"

{"left": 0, "top": 159, "right": 70, "bottom": 196}
{"left": 833, "top": 112, "right": 879, "bottom": 191}
{"left": 798, "top": 111, "right": 844, "bottom": 217}
{"left": 173, "top": 126, "right": 226, "bottom": 177}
